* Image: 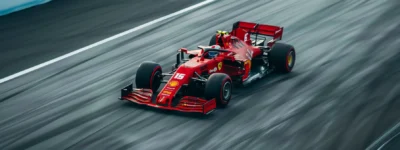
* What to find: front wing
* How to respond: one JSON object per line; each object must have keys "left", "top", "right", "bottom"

{"left": 118, "top": 84, "right": 216, "bottom": 114}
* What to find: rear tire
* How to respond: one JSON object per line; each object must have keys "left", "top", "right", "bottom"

{"left": 204, "top": 73, "right": 232, "bottom": 108}
{"left": 269, "top": 43, "right": 296, "bottom": 73}
{"left": 135, "top": 61, "right": 162, "bottom": 92}
{"left": 209, "top": 34, "right": 216, "bottom": 45}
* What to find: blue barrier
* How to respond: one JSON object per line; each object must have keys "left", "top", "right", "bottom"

{"left": 0, "top": 0, "right": 51, "bottom": 16}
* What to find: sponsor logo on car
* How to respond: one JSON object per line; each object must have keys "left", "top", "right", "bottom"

{"left": 218, "top": 62, "right": 223, "bottom": 70}
{"left": 209, "top": 67, "right": 217, "bottom": 73}
{"left": 165, "top": 87, "right": 175, "bottom": 90}
{"left": 158, "top": 96, "right": 166, "bottom": 104}
{"left": 169, "top": 80, "right": 179, "bottom": 87}
{"left": 162, "top": 91, "right": 172, "bottom": 95}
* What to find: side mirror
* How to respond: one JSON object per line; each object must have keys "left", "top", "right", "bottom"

{"left": 179, "top": 48, "right": 188, "bottom": 53}
{"left": 197, "top": 45, "right": 207, "bottom": 49}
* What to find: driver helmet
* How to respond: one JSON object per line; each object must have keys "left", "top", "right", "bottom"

{"left": 208, "top": 45, "right": 221, "bottom": 58}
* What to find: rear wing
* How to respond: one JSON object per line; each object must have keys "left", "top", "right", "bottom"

{"left": 230, "top": 21, "right": 283, "bottom": 44}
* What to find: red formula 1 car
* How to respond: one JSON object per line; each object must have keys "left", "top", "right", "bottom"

{"left": 119, "top": 21, "right": 296, "bottom": 114}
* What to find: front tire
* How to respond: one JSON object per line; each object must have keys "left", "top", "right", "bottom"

{"left": 135, "top": 61, "right": 162, "bottom": 92}
{"left": 269, "top": 43, "right": 296, "bottom": 73}
{"left": 204, "top": 73, "right": 232, "bottom": 108}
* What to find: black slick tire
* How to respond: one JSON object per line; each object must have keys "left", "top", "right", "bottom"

{"left": 204, "top": 73, "right": 232, "bottom": 108}
{"left": 209, "top": 34, "right": 216, "bottom": 45}
{"left": 135, "top": 61, "right": 162, "bottom": 92}
{"left": 269, "top": 43, "right": 296, "bottom": 73}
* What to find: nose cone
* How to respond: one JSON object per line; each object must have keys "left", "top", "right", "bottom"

{"left": 156, "top": 65, "right": 195, "bottom": 106}
{"left": 156, "top": 80, "right": 180, "bottom": 106}
{"left": 156, "top": 95, "right": 169, "bottom": 105}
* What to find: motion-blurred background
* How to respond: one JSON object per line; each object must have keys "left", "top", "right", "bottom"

{"left": 0, "top": 0, "right": 399, "bottom": 149}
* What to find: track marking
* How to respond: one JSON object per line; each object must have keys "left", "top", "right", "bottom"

{"left": 366, "top": 121, "right": 400, "bottom": 150}
{"left": 0, "top": 0, "right": 215, "bottom": 84}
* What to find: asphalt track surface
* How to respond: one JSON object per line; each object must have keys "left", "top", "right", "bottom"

{"left": 379, "top": 134, "right": 400, "bottom": 150}
{"left": 384, "top": 135, "right": 400, "bottom": 150}
{"left": 0, "top": 0, "right": 200, "bottom": 78}
{"left": 0, "top": 0, "right": 400, "bottom": 149}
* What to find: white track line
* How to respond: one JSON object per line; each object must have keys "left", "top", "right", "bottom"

{"left": 366, "top": 121, "right": 400, "bottom": 150}
{"left": 0, "top": 0, "right": 215, "bottom": 84}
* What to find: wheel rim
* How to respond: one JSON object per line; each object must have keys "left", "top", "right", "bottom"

{"left": 287, "top": 51, "right": 294, "bottom": 68}
{"left": 222, "top": 82, "right": 231, "bottom": 100}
